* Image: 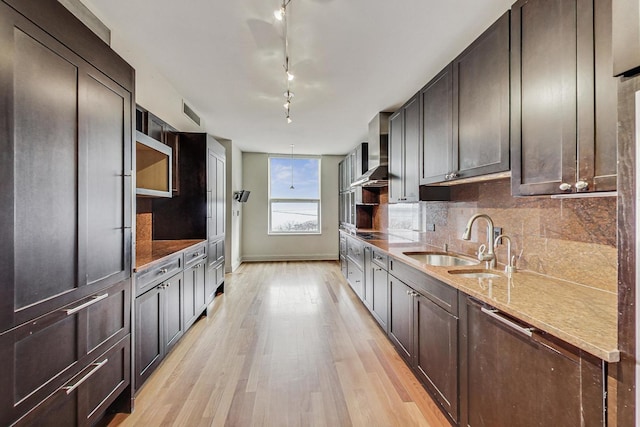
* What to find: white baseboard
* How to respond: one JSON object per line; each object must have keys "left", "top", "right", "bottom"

{"left": 242, "top": 254, "right": 339, "bottom": 262}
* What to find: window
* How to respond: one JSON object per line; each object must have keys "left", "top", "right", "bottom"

{"left": 269, "top": 156, "right": 321, "bottom": 234}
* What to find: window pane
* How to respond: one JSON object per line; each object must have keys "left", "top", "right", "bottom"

{"left": 270, "top": 157, "right": 319, "bottom": 199}
{"left": 271, "top": 201, "right": 319, "bottom": 232}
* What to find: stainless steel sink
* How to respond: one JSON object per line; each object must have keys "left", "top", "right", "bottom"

{"left": 403, "top": 252, "right": 478, "bottom": 267}
{"left": 448, "top": 269, "right": 502, "bottom": 279}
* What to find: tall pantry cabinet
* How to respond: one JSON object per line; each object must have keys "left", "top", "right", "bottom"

{"left": 0, "top": 1, "right": 134, "bottom": 425}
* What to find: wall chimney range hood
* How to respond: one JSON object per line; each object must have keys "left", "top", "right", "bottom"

{"left": 351, "top": 112, "right": 392, "bottom": 187}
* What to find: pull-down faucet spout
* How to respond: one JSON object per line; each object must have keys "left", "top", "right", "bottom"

{"left": 461, "top": 213, "right": 496, "bottom": 269}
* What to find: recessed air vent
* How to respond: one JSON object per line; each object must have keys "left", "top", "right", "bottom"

{"left": 182, "top": 101, "right": 201, "bottom": 126}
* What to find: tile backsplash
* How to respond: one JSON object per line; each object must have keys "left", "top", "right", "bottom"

{"left": 386, "top": 178, "right": 617, "bottom": 293}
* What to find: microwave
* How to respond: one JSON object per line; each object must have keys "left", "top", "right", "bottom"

{"left": 136, "top": 130, "right": 173, "bottom": 198}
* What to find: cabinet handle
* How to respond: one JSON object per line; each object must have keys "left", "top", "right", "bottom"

{"left": 193, "top": 252, "right": 200, "bottom": 257}
{"left": 406, "top": 290, "right": 411, "bottom": 295}
{"left": 374, "top": 267, "right": 382, "bottom": 272}
{"left": 62, "top": 358, "right": 108, "bottom": 394}
{"left": 575, "top": 180, "right": 589, "bottom": 191}
{"left": 64, "top": 293, "right": 109, "bottom": 315}
{"left": 159, "top": 268, "right": 168, "bottom": 274}
{"left": 559, "top": 182, "right": 572, "bottom": 191}
{"left": 481, "top": 307, "right": 534, "bottom": 337}
{"left": 446, "top": 172, "right": 459, "bottom": 180}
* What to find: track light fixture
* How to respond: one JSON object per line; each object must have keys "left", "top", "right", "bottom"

{"left": 275, "top": 0, "right": 294, "bottom": 123}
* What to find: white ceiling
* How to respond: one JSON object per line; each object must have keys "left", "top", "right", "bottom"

{"left": 83, "top": 0, "right": 514, "bottom": 156}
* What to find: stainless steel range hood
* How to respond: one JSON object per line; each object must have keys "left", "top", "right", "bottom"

{"left": 352, "top": 112, "right": 392, "bottom": 187}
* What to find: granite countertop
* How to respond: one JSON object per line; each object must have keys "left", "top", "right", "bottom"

{"left": 345, "top": 230, "right": 619, "bottom": 363}
{"left": 135, "top": 239, "right": 206, "bottom": 270}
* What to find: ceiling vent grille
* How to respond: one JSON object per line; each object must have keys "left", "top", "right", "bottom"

{"left": 182, "top": 101, "right": 201, "bottom": 126}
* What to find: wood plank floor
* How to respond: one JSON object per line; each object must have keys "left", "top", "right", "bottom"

{"left": 108, "top": 261, "right": 450, "bottom": 427}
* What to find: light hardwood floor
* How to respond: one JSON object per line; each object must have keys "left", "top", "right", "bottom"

{"left": 109, "top": 261, "right": 450, "bottom": 427}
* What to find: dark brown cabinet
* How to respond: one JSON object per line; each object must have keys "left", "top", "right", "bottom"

{"left": 421, "top": 12, "right": 510, "bottom": 185}
{"left": 459, "top": 295, "right": 605, "bottom": 426}
{"left": 388, "top": 259, "right": 459, "bottom": 423}
{"left": 0, "top": 1, "right": 133, "bottom": 424}
{"left": 612, "top": 0, "right": 640, "bottom": 76}
{"left": 389, "top": 95, "right": 420, "bottom": 203}
{"left": 184, "top": 260, "right": 207, "bottom": 330}
{"left": 370, "top": 250, "right": 389, "bottom": 332}
{"left": 420, "top": 66, "right": 454, "bottom": 185}
{"left": 511, "top": 0, "right": 617, "bottom": 195}
{"left": 135, "top": 272, "right": 184, "bottom": 389}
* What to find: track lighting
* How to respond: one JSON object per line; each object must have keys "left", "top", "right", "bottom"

{"left": 275, "top": 0, "right": 295, "bottom": 123}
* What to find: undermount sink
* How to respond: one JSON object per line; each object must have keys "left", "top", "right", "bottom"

{"left": 403, "top": 252, "right": 478, "bottom": 267}
{"left": 448, "top": 269, "right": 502, "bottom": 279}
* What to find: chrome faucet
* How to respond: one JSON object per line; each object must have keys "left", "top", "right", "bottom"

{"left": 461, "top": 213, "right": 496, "bottom": 269}
{"left": 494, "top": 234, "right": 517, "bottom": 276}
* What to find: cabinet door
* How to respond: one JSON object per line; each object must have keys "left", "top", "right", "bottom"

{"left": 207, "top": 145, "right": 226, "bottom": 242}
{"left": 403, "top": 95, "right": 420, "bottom": 201}
{"left": 415, "top": 295, "right": 458, "bottom": 422}
{"left": 460, "top": 297, "right": 605, "bottom": 426}
{"left": 591, "top": 0, "right": 618, "bottom": 191}
{"left": 453, "top": 12, "right": 510, "bottom": 180}
{"left": 346, "top": 258, "right": 364, "bottom": 300}
{"left": 420, "top": 65, "right": 454, "bottom": 185}
{"left": 388, "top": 277, "right": 414, "bottom": 363}
{"left": 363, "top": 246, "right": 373, "bottom": 310}
{"left": 194, "top": 262, "right": 207, "bottom": 312}
{"left": 388, "top": 110, "right": 404, "bottom": 203}
{"left": 0, "top": 4, "right": 132, "bottom": 331}
{"left": 511, "top": 0, "right": 591, "bottom": 195}
{"left": 371, "top": 267, "right": 388, "bottom": 332}
{"left": 183, "top": 266, "right": 197, "bottom": 329}
{"left": 163, "top": 273, "right": 184, "bottom": 353}
{"left": 135, "top": 286, "right": 163, "bottom": 389}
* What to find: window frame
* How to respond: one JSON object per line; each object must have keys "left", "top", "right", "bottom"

{"left": 268, "top": 155, "right": 322, "bottom": 235}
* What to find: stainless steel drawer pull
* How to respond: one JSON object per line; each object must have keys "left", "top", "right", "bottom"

{"left": 62, "top": 358, "right": 108, "bottom": 394}
{"left": 481, "top": 307, "right": 534, "bottom": 337}
{"left": 159, "top": 268, "right": 168, "bottom": 274}
{"left": 64, "top": 293, "right": 109, "bottom": 315}
{"left": 193, "top": 252, "right": 200, "bottom": 257}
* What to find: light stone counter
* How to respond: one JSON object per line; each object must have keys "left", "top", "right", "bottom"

{"left": 350, "top": 233, "right": 619, "bottom": 363}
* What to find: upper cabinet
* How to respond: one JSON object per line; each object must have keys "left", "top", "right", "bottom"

{"left": 421, "top": 13, "right": 510, "bottom": 185}
{"left": 511, "top": 0, "right": 617, "bottom": 196}
{"left": 612, "top": 0, "right": 640, "bottom": 76}
{"left": 389, "top": 94, "right": 420, "bottom": 203}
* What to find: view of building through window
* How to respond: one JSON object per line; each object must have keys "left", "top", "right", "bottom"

{"left": 269, "top": 156, "right": 321, "bottom": 233}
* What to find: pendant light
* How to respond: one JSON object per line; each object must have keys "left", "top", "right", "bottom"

{"left": 289, "top": 144, "right": 295, "bottom": 190}
{"left": 275, "top": 0, "right": 294, "bottom": 123}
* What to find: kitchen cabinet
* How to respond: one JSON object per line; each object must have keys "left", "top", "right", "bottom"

{"left": 363, "top": 246, "right": 373, "bottom": 310}
{"left": 338, "top": 144, "right": 368, "bottom": 229}
{"left": 136, "top": 131, "right": 173, "bottom": 198}
{"left": 612, "top": 0, "right": 640, "bottom": 76}
{"left": 0, "top": 281, "right": 131, "bottom": 425}
{"left": 152, "top": 133, "right": 226, "bottom": 298}
{"left": 459, "top": 295, "right": 605, "bottom": 426}
{"left": 184, "top": 259, "right": 208, "bottom": 331}
{"left": 388, "top": 259, "right": 459, "bottom": 423}
{"left": 511, "top": 0, "right": 617, "bottom": 195}
{"left": 0, "top": 1, "right": 134, "bottom": 424}
{"left": 389, "top": 94, "right": 420, "bottom": 203}
{"left": 339, "top": 232, "right": 348, "bottom": 279}
{"left": 135, "top": 271, "right": 184, "bottom": 389}
{"left": 421, "top": 12, "right": 510, "bottom": 185}
{"left": 370, "top": 249, "right": 389, "bottom": 332}
{"left": 346, "top": 236, "right": 365, "bottom": 299}
{"left": 13, "top": 336, "right": 130, "bottom": 427}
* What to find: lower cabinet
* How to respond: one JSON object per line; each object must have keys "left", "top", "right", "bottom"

{"left": 15, "top": 336, "right": 130, "bottom": 427}
{"left": 184, "top": 260, "right": 207, "bottom": 330}
{"left": 459, "top": 295, "right": 605, "bottom": 427}
{"left": 346, "top": 258, "right": 364, "bottom": 300}
{"left": 371, "top": 262, "right": 389, "bottom": 332}
{"left": 388, "top": 263, "right": 459, "bottom": 424}
{"left": 0, "top": 280, "right": 131, "bottom": 426}
{"left": 135, "top": 272, "right": 184, "bottom": 389}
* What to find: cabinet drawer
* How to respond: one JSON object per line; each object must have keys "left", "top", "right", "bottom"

{"left": 389, "top": 258, "right": 458, "bottom": 315}
{"left": 136, "top": 254, "right": 183, "bottom": 296}
{"left": 0, "top": 281, "right": 130, "bottom": 426}
{"left": 371, "top": 249, "right": 388, "bottom": 270}
{"left": 14, "top": 335, "right": 130, "bottom": 427}
{"left": 208, "top": 239, "right": 225, "bottom": 268}
{"left": 184, "top": 243, "right": 207, "bottom": 268}
{"left": 346, "top": 237, "right": 365, "bottom": 268}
